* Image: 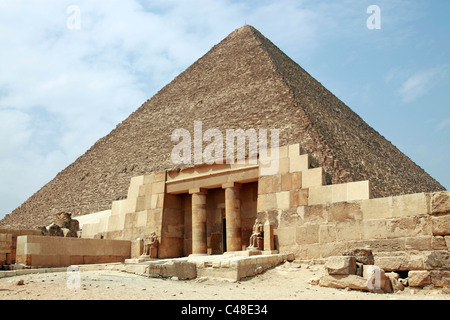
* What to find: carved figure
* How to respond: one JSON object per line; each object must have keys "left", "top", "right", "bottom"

{"left": 248, "top": 220, "right": 264, "bottom": 249}
{"left": 141, "top": 232, "right": 158, "bottom": 257}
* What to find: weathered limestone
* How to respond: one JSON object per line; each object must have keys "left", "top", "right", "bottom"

{"left": 319, "top": 252, "right": 392, "bottom": 293}
{"left": 343, "top": 248, "right": 374, "bottom": 265}
{"left": 193, "top": 253, "right": 293, "bottom": 281}
{"left": 0, "top": 229, "right": 42, "bottom": 265}
{"left": 0, "top": 233, "right": 12, "bottom": 265}
{"left": 391, "top": 193, "right": 428, "bottom": 218}
{"left": 145, "top": 260, "right": 197, "bottom": 280}
{"left": 430, "top": 191, "right": 450, "bottom": 215}
{"left": 324, "top": 256, "right": 357, "bottom": 275}
{"left": 319, "top": 274, "right": 370, "bottom": 291}
{"left": 15, "top": 235, "right": 131, "bottom": 267}
{"left": 432, "top": 214, "right": 450, "bottom": 236}
{"left": 277, "top": 187, "right": 450, "bottom": 261}
{"left": 429, "top": 270, "right": 450, "bottom": 287}
{"left": 309, "top": 181, "right": 370, "bottom": 206}
{"left": 39, "top": 212, "right": 80, "bottom": 238}
{"left": 408, "top": 271, "right": 431, "bottom": 287}
{"left": 373, "top": 250, "right": 450, "bottom": 272}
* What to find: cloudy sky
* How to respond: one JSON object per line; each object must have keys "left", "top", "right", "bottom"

{"left": 0, "top": 0, "right": 449, "bottom": 220}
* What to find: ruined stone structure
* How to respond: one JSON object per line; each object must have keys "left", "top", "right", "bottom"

{"left": 0, "top": 26, "right": 448, "bottom": 288}
{"left": 39, "top": 212, "right": 80, "bottom": 238}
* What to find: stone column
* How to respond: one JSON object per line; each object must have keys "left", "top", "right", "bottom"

{"left": 223, "top": 182, "right": 242, "bottom": 252}
{"left": 189, "top": 188, "right": 208, "bottom": 255}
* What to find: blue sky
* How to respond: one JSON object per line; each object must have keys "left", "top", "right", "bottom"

{"left": 0, "top": 0, "right": 449, "bottom": 220}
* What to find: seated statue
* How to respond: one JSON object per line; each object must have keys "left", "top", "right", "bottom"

{"left": 247, "top": 220, "right": 264, "bottom": 250}
{"left": 141, "top": 232, "right": 158, "bottom": 257}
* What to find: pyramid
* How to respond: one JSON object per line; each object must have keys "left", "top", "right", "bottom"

{"left": 1, "top": 25, "right": 444, "bottom": 229}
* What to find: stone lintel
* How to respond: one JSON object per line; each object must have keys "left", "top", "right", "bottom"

{"left": 189, "top": 188, "right": 208, "bottom": 195}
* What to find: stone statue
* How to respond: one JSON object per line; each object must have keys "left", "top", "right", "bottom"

{"left": 141, "top": 232, "right": 158, "bottom": 258}
{"left": 247, "top": 220, "right": 264, "bottom": 250}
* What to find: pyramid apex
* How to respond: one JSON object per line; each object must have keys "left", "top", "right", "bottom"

{"left": 237, "top": 24, "right": 256, "bottom": 31}
{"left": 231, "top": 25, "right": 258, "bottom": 35}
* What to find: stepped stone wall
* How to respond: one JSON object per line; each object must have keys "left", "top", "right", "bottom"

{"left": 3, "top": 143, "right": 449, "bottom": 274}
{"left": 78, "top": 143, "right": 450, "bottom": 267}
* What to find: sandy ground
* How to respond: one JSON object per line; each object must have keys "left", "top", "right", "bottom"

{"left": 1, "top": 261, "right": 448, "bottom": 302}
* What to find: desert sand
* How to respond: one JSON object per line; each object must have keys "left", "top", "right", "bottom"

{"left": 1, "top": 261, "right": 448, "bottom": 301}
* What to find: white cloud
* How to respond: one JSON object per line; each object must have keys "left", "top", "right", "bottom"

{"left": 0, "top": 109, "right": 32, "bottom": 156}
{"left": 398, "top": 68, "right": 443, "bottom": 103}
{"left": 435, "top": 118, "right": 450, "bottom": 132}
{"left": 0, "top": 0, "right": 329, "bottom": 218}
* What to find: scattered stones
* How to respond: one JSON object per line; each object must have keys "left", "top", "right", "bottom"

{"left": 408, "top": 271, "right": 431, "bottom": 287}
{"left": 319, "top": 274, "right": 368, "bottom": 291}
{"left": 320, "top": 254, "right": 391, "bottom": 293}
{"left": 324, "top": 256, "right": 356, "bottom": 275}
{"left": 319, "top": 249, "right": 450, "bottom": 294}
{"left": 386, "top": 272, "right": 405, "bottom": 292}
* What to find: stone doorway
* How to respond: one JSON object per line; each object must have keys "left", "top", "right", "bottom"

{"left": 162, "top": 181, "right": 258, "bottom": 258}
{"left": 222, "top": 217, "right": 227, "bottom": 253}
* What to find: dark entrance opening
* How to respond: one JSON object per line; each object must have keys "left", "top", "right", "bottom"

{"left": 222, "top": 218, "right": 227, "bottom": 253}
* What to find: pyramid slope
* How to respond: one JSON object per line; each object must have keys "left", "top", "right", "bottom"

{"left": 250, "top": 27, "right": 444, "bottom": 198}
{"left": 0, "top": 26, "right": 444, "bottom": 229}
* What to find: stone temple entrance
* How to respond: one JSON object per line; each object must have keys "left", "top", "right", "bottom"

{"left": 162, "top": 181, "right": 258, "bottom": 258}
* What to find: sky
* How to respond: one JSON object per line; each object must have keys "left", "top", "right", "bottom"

{"left": 0, "top": 0, "right": 449, "bottom": 220}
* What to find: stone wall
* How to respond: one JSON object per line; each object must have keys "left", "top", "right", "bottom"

{"left": 276, "top": 191, "right": 450, "bottom": 265}
{"left": 79, "top": 143, "right": 449, "bottom": 267}
{"left": 0, "top": 229, "right": 41, "bottom": 265}
{"left": 15, "top": 235, "right": 131, "bottom": 267}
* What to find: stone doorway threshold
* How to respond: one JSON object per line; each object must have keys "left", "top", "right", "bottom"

{"left": 119, "top": 251, "right": 294, "bottom": 281}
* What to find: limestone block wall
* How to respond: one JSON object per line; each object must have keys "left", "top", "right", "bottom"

{"left": 257, "top": 143, "right": 449, "bottom": 270}
{"left": 0, "top": 229, "right": 42, "bottom": 265}
{"left": 257, "top": 144, "right": 371, "bottom": 249}
{"left": 77, "top": 143, "right": 448, "bottom": 268}
{"left": 276, "top": 191, "right": 450, "bottom": 263}
{"left": 159, "top": 193, "right": 185, "bottom": 258}
{"left": 16, "top": 235, "right": 131, "bottom": 267}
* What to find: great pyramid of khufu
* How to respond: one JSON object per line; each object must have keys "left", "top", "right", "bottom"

{"left": 0, "top": 25, "right": 444, "bottom": 229}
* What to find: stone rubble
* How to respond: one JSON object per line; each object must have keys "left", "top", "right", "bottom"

{"left": 38, "top": 212, "right": 80, "bottom": 238}
{"left": 316, "top": 248, "right": 450, "bottom": 294}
